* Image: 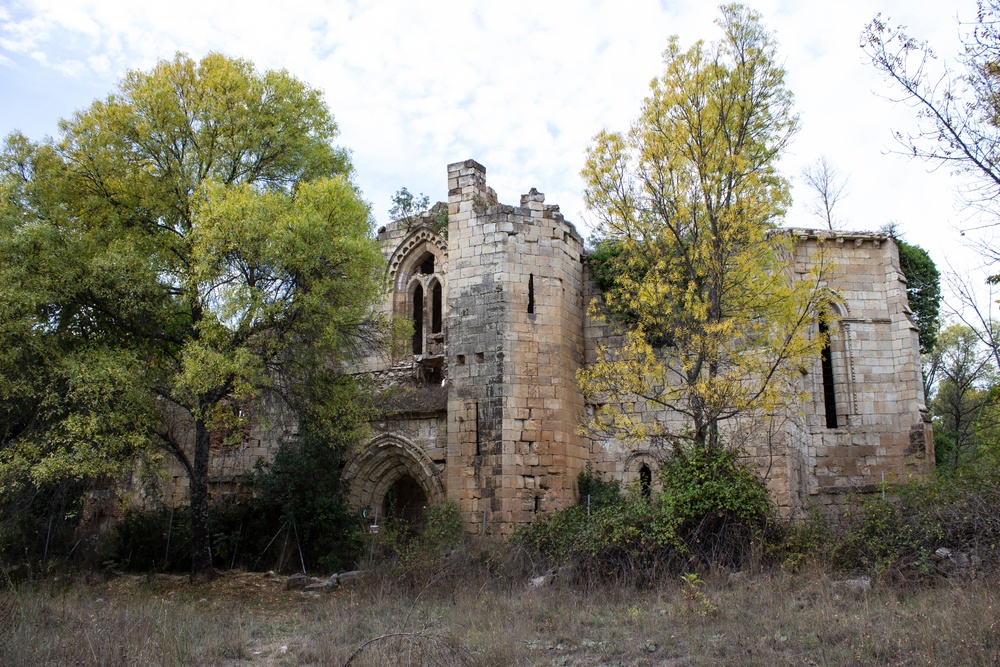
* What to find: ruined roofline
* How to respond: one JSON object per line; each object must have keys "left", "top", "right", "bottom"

{"left": 582, "top": 226, "right": 891, "bottom": 257}
{"left": 447, "top": 158, "right": 586, "bottom": 248}
{"left": 780, "top": 227, "right": 890, "bottom": 244}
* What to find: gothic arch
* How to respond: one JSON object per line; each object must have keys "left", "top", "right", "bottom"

{"left": 387, "top": 228, "right": 448, "bottom": 357}
{"left": 387, "top": 227, "right": 448, "bottom": 293}
{"left": 343, "top": 434, "right": 445, "bottom": 517}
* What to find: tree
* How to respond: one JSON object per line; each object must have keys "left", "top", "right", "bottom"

{"left": 0, "top": 53, "right": 387, "bottom": 578}
{"left": 928, "top": 324, "right": 1000, "bottom": 468}
{"left": 895, "top": 238, "right": 941, "bottom": 356}
{"left": 863, "top": 2, "right": 1000, "bottom": 238}
{"left": 801, "top": 156, "right": 848, "bottom": 230}
{"left": 388, "top": 186, "right": 447, "bottom": 236}
{"left": 578, "top": 5, "right": 834, "bottom": 451}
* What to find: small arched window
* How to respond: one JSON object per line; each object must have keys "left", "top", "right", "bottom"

{"left": 639, "top": 465, "right": 652, "bottom": 499}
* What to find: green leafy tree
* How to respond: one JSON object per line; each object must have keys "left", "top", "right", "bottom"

{"left": 579, "top": 4, "right": 834, "bottom": 451}
{"left": 928, "top": 324, "right": 1000, "bottom": 468}
{"left": 389, "top": 187, "right": 448, "bottom": 236}
{"left": 0, "top": 53, "right": 387, "bottom": 578}
{"left": 895, "top": 239, "right": 941, "bottom": 357}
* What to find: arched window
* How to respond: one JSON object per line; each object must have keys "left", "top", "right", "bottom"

{"left": 389, "top": 233, "right": 446, "bottom": 358}
{"left": 431, "top": 280, "right": 442, "bottom": 334}
{"left": 639, "top": 465, "right": 652, "bottom": 499}
{"left": 819, "top": 319, "right": 838, "bottom": 429}
{"left": 411, "top": 284, "right": 424, "bottom": 354}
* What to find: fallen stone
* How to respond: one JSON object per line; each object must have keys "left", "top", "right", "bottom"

{"left": 286, "top": 573, "right": 316, "bottom": 591}
{"left": 833, "top": 575, "right": 871, "bottom": 595}
{"left": 337, "top": 570, "right": 365, "bottom": 587}
{"left": 304, "top": 579, "right": 338, "bottom": 593}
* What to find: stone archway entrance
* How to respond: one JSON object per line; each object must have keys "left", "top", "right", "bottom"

{"left": 342, "top": 435, "right": 444, "bottom": 529}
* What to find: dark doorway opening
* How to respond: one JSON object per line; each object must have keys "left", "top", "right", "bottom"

{"left": 384, "top": 475, "right": 428, "bottom": 530}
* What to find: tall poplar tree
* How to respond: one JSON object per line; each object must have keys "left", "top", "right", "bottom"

{"left": 579, "top": 5, "right": 834, "bottom": 451}
{"left": 0, "top": 54, "right": 387, "bottom": 578}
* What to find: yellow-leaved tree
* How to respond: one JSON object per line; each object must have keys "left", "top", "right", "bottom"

{"left": 579, "top": 4, "right": 836, "bottom": 452}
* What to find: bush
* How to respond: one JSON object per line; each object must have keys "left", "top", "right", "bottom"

{"left": 0, "top": 478, "right": 88, "bottom": 571}
{"left": 519, "top": 446, "right": 775, "bottom": 583}
{"left": 249, "top": 431, "right": 364, "bottom": 573}
{"left": 100, "top": 431, "right": 365, "bottom": 575}
{"left": 832, "top": 467, "right": 1000, "bottom": 578}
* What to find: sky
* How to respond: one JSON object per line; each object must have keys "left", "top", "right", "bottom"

{"left": 0, "top": 0, "right": 992, "bottom": 309}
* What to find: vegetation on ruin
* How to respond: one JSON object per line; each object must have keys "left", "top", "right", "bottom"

{"left": 0, "top": 53, "right": 389, "bottom": 578}
{"left": 519, "top": 449, "right": 774, "bottom": 581}
{"left": 578, "top": 4, "right": 837, "bottom": 451}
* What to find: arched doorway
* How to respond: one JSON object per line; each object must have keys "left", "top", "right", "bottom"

{"left": 342, "top": 435, "right": 445, "bottom": 530}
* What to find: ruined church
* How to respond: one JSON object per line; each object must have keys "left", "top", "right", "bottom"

{"left": 159, "top": 159, "right": 932, "bottom": 533}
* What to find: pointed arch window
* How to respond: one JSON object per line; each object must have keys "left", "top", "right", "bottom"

{"left": 396, "top": 246, "right": 445, "bottom": 357}
{"left": 411, "top": 283, "right": 424, "bottom": 354}
{"left": 431, "top": 280, "right": 442, "bottom": 334}
{"left": 819, "top": 319, "right": 838, "bottom": 429}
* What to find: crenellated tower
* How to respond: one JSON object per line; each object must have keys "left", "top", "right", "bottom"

{"left": 445, "top": 160, "right": 589, "bottom": 533}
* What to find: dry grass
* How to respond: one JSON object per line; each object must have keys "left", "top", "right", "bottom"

{"left": 2, "top": 567, "right": 999, "bottom": 666}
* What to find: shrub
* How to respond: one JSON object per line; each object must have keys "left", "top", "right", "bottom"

{"left": 100, "top": 431, "right": 365, "bottom": 574}
{"left": 832, "top": 466, "right": 1000, "bottom": 578}
{"left": 519, "top": 446, "right": 775, "bottom": 583}
{"left": 250, "top": 431, "right": 364, "bottom": 573}
{"left": 0, "top": 478, "right": 88, "bottom": 571}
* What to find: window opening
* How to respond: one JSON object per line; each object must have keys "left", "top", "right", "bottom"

{"left": 418, "top": 254, "right": 435, "bottom": 275}
{"left": 528, "top": 274, "right": 535, "bottom": 314}
{"left": 533, "top": 496, "right": 541, "bottom": 514}
{"left": 431, "top": 281, "right": 442, "bottom": 333}
{"left": 412, "top": 284, "right": 424, "bottom": 354}
{"left": 639, "top": 465, "right": 652, "bottom": 500}
{"left": 819, "top": 320, "right": 838, "bottom": 429}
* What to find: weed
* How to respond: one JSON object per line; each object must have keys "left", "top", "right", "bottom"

{"left": 680, "top": 573, "right": 717, "bottom": 618}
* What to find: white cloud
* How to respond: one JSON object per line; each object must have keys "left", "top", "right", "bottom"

{"left": 0, "top": 0, "right": 986, "bottom": 279}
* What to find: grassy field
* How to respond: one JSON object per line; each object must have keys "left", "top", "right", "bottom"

{"left": 1, "top": 565, "right": 998, "bottom": 666}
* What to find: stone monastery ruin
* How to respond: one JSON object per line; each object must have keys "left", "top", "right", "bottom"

{"left": 162, "top": 159, "right": 933, "bottom": 533}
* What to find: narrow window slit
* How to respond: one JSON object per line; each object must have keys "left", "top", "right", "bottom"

{"left": 474, "top": 402, "right": 481, "bottom": 456}
{"left": 819, "top": 320, "right": 838, "bottom": 429}
{"left": 528, "top": 274, "right": 535, "bottom": 314}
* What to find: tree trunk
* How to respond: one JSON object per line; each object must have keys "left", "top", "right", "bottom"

{"left": 190, "top": 415, "right": 215, "bottom": 581}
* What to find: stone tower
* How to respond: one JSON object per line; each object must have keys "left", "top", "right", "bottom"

{"left": 444, "top": 160, "right": 588, "bottom": 533}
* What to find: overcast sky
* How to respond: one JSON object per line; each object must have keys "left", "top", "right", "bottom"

{"left": 0, "top": 0, "right": 992, "bottom": 306}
